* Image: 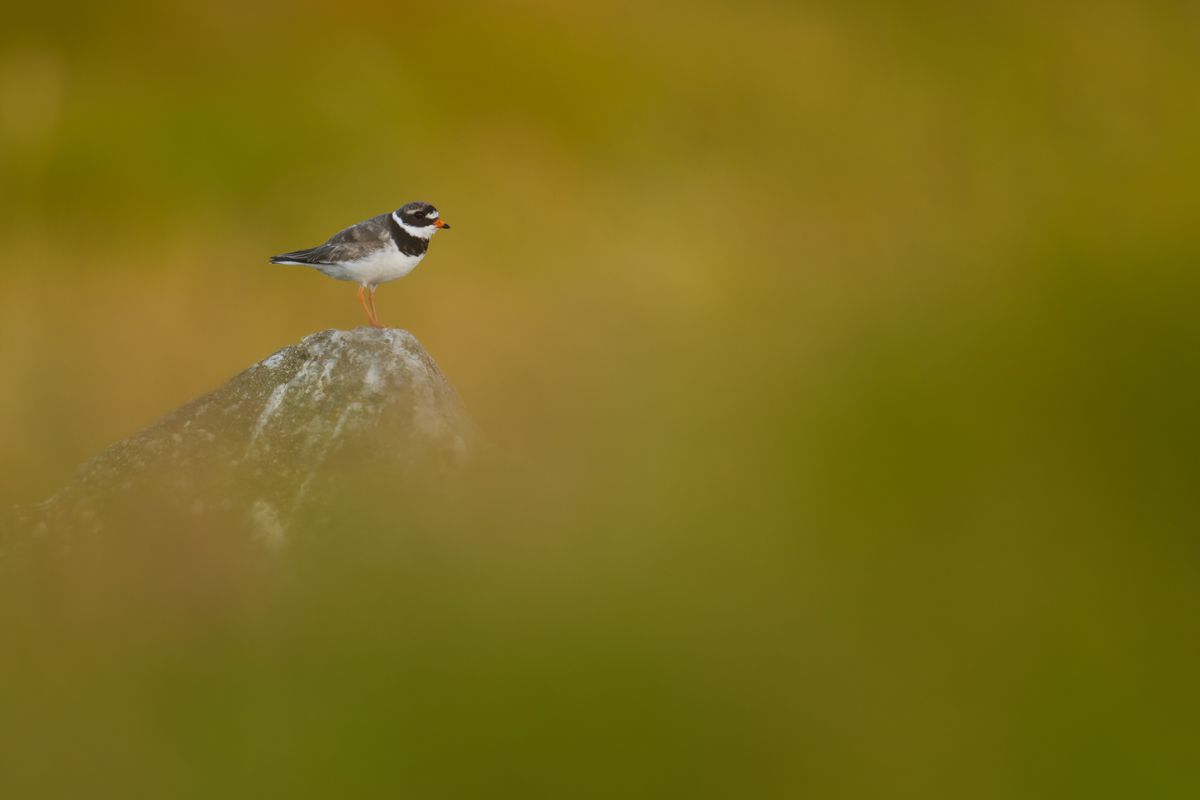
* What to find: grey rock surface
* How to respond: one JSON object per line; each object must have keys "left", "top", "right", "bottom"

{"left": 9, "top": 328, "right": 472, "bottom": 549}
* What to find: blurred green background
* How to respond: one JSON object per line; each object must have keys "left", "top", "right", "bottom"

{"left": 3, "top": 1, "right": 1199, "bottom": 796}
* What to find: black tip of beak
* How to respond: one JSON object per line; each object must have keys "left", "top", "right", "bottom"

{"left": 441, "top": 222, "right": 451, "bottom": 230}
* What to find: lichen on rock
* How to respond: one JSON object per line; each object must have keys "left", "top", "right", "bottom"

{"left": 10, "top": 328, "right": 473, "bottom": 548}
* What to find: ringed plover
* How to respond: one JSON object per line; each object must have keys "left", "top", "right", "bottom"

{"left": 270, "top": 202, "right": 450, "bottom": 327}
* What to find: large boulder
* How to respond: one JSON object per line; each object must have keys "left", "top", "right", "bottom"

{"left": 7, "top": 328, "right": 472, "bottom": 550}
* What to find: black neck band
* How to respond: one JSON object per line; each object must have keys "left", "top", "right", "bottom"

{"left": 387, "top": 214, "right": 430, "bottom": 257}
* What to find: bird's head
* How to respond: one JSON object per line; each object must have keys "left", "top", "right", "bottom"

{"left": 393, "top": 201, "right": 450, "bottom": 239}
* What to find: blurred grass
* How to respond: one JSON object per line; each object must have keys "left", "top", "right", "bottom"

{"left": 3, "top": 0, "right": 1200, "bottom": 797}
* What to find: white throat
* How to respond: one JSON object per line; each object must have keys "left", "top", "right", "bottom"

{"left": 393, "top": 212, "right": 437, "bottom": 240}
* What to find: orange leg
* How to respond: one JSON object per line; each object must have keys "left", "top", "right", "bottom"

{"left": 356, "top": 285, "right": 377, "bottom": 327}
{"left": 367, "top": 287, "right": 385, "bottom": 328}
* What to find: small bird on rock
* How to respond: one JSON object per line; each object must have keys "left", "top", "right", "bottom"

{"left": 270, "top": 202, "right": 450, "bottom": 328}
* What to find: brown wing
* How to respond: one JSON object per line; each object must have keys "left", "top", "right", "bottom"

{"left": 270, "top": 214, "right": 392, "bottom": 265}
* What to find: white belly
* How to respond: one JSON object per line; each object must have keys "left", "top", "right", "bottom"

{"left": 340, "top": 246, "right": 424, "bottom": 287}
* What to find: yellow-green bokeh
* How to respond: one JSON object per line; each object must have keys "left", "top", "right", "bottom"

{"left": 2, "top": 1, "right": 1199, "bottom": 797}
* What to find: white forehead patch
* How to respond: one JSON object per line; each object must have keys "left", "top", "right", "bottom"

{"left": 426, "top": 210, "right": 439, "bottom": 219}
{"left": 393, "top": 211, "right": 438, "bottom": 240}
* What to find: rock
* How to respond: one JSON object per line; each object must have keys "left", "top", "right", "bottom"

{"left": 7, "top": 328, "right": 472, "bottom": 550}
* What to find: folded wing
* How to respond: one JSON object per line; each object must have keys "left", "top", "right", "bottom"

{"left": 270, "top": 214, "right": 391, "bottom": 266}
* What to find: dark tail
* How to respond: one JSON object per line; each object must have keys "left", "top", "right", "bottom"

{"left": 269, "top": 249, "right": 320, "bottom": 265}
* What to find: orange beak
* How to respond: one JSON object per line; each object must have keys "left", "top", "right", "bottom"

{"left": 434, "top": 219, "right": 450, "bottom": 229}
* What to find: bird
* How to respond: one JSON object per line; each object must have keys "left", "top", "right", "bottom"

{"left": 269, "top": 201, "right": 450, "bottom": 328}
